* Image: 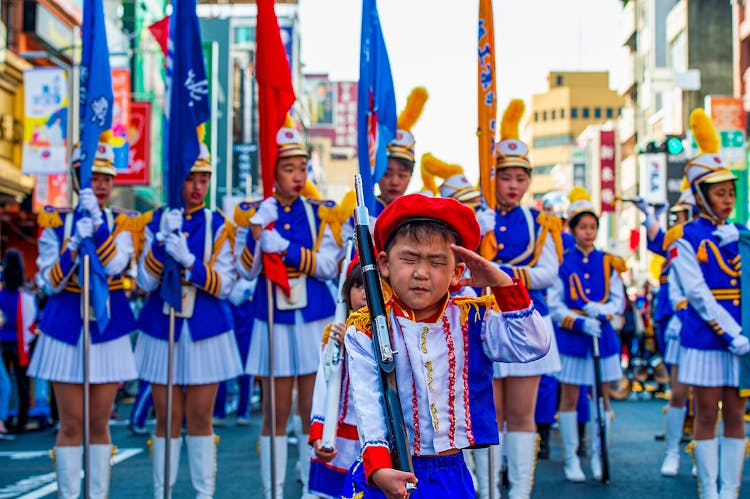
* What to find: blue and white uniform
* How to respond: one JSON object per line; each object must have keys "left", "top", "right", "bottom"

{"left": 344, "top": 287, "right": 550, "bottom": 497}
{"left": 235, "top": 195, "right": 343, "bottom": 377}
{"left": 488, "top": 206, "right": 563, "bottom": 377}
{"left": 670, "top": 215, "right": 747, "bottom": 387}
{"left": 549, "top": 247, "right": 625, "bottom": 386}
{"left": 29, "top": 206, "right": 139, "bottom": 383}
{"left": 134, "top": 204, "right": 242, "bottom": 385}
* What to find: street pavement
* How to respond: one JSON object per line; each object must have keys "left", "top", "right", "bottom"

{"left": 0, "top": 397, "right": 748, "bottom": 498}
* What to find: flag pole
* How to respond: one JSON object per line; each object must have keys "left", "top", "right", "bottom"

{"left": 164, "top": 306, "right": 176, "bottom": 499}
{"left": 267, "top": 281, "right": 277, "bottom": 498}
{"left": 82, "top": 254, "right": 91, "bottom": 498}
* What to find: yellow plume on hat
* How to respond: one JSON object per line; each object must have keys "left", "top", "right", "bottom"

{"left": 689, "top": 108, "right": 720, "bottom": 154}
{"left": 500, "top": 99, "right": 525, "bottom": 141}
{"left": 197, "top": 123, "right": 206, "bottom": 142}
{"left": 568, "top": 186, "right": 591, "bottom": 203}
{"left": 420, "top": 159, "right": 439, "bottom": 195}
{"left": 339, "top": 189, "right": 356, "bottom": 216}
{"left": 420, "top": 152, "right": 464, "bottom": 193}
{"left": 397, "top": 87, "right": 428, "bottom": 131}
{"left": 283, "top": 114, "right": 295, "bottom": 129}
{"left": 99, "top": 129, "right": 125, "bottom": 147}
{"left": 302, "top": 179, "right": 321, "bottom": 200}
{"left": 680, "top": 176, "right": 690, "bottom": 192}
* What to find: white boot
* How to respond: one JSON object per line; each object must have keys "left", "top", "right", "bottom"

{"left": 462, "top": 449, "right": 479, "bottom": 494}
{"left": 491, "top": 431, "right": 504, "bottom": 496}
{"left": 89, "top": 444, "right": 113, "bottom": 499}
{"left": 661, "top": 406, "right": 686, "bottom": 477}
{"left": 590, "top": 411, "right": 611, "bottom": 481}
{"left": 559, "top": 412, "right": 585, "bottom": 482}
{"left": 693, "top": 438, "right": 719, "bottom": 499}
{"left": 719, "top": 437, "right": 747, "bottom": 499}
{"left": 506, "top": 432, "right": 538, "bottom": 499}
{"left": 54, "top": 446, "right": 82, "bottom": 499}
{"left": 186, "top": 435, "right": 217, "bottom": 499}
{"left": 474, "top": 447, "right": 490, "bottom": 499}
{"left": 298, "top": 433, "right": 316, "bottom": 499}
{"left": 260, "top": 436, "right": 287, "bottom": 499}
{"left": 152, "top": 437, "right": 182, "bottom": 499}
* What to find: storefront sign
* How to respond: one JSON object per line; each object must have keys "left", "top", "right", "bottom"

{"left": 115, "top": 100, "right": 151, "bottom": 185}
{"left": 22, "top": 68, "right": 68, "bottom": 175}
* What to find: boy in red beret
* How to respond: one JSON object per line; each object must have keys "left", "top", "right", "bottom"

{"left": 343, "top": 194, "right": 551, "bottom": 498}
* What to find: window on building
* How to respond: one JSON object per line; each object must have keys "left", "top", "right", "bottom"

{"left": 551, "top": 110, "right": 557, "bottom": 120}
{"left": 582, "top": 107, "right": 590, "bottom": 118}
{"left": 606, "top": 107, "right": 614, "bottom": 118}
{"left": 560, "top": 108, "right": 566, "bottom": 119}
{"left": 534, "top": 165, "right": 556, "bottom": 175}
{"left": 533, "top": 134, "right": 575, "bottom": 148}
{"left": 555, "top": 75, "right": 563, "bottom": 86}
{"left": 534, "top": 112, "right": 539, "bottom": 122}
{"left": 571, "top": 107, "right": 578, "bottom": 118}
{"left": 594, "top": 107, "right": 602, "bottom": 119}
{"left": 543, "top": 111, "right": 547, "bottom": 121}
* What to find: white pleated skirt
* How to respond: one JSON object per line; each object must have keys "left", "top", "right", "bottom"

{"left": 677, "top": 346, "right": 738, "bottom": 387}
{"left": 246, "top": 311, "right": 330, "bottom": 377}
{"left": 135, "top": 323, "right": 243, "bottom": 385}
{"left": 664, "top": 337, "right": 681, "bottom": 366}
{"left": 556, "top": 353, "right": 622, "bottom": 386}
{"left": 494, "top": 314, "right": 561, "bottom": 378}
{"left": 28, "top": 333, "right": 137, "bottom": 384}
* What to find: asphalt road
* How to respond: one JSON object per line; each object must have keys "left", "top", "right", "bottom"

{"left": 0, "top": 397, "right": 748, "bottom": 498}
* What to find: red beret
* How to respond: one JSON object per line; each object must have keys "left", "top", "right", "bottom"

{"left": 374, "top": 194, "right": 481, "bottom": 251}
{"left": 346, "top": 253, "right": 360, "bottom": 278}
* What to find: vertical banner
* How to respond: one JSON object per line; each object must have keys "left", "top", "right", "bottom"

{"left": 115, "top": 100, "right": 151, "bottom": 185}
{"left": 638, "top": 153, "right": 667, "bottom": 206}
{"left": 599, "top": 130, "right": 616, "bottom": 213}
{"left": 335, "top": 81, "right": 358, "bottom": 148}
{"left": 477, "top": 0, "right": 496, "bottom": 209}
{"left": 22, "top": 68, "right": 68, "bottom": 175}
{"left": 33, "top": 174, "right": 69, "bottom": 212}
{"left": 111, "top": 68, "right": 131, "bottom": 170}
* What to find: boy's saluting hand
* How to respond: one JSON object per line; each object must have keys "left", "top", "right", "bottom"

{"left": 452, "top": 244, "right": 514, "bottom": 289}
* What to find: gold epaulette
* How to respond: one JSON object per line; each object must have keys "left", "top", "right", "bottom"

{"left": 114, "top": 211, "right": 153, "bottom": 260}
{"left": 233, "top": 200, "right": 262, "bottom": 228}
{"left": 38, "top": 206, "right": 72, "bottom": 229}
{"left": 663, "top": 224, "right": 684, "bottom": 253}
{"left": 604, "top": 253, "right": 628, "bottom": 274}
{"left": 346, "top": 308, "right": 372, "bottom": 337}
{"left": 536, "top": 211, "right": 564, "bottom": 263}
{"left": 452, "top": 294, "right": 499, "bottom": 324}
{"left": 209, "top": 217, "right": 236, "bottom": 267}
{"left": 317, "top": 190, "right": 356, "bottom": 247}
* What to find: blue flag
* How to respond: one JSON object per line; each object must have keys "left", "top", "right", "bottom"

{"left": 78, "top": 0, "right": 113, "bottom": 331}
{"left": 357, "top": 0, "right": 397, "bottom": 212}
{"left": 162, "top": 0, "right": 210, "bottom": 310}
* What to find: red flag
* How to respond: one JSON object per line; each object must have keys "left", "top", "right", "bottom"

{"left": 256, "top": 0, "right": 294, "bottom": 296}
{"left": 148, "top": 16, "right": 170, "bottom": 58}
{"left": 16, "top": 294, "right": 28, "bottom": 367}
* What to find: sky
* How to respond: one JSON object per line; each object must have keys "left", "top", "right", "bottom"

{"left": 297, "top": 0, "right": 628, "bottom": 189}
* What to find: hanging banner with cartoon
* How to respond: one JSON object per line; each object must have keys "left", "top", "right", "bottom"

{"left": 22, "top": 68, "right": 69, "bottom": 175}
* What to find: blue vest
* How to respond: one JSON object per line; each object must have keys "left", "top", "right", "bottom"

{"left": 136, "top": 207, "right": 233, "bottom": 341}
{"left": 246, "top": 196, "right": 336, "bottom": 324}
{"left": 491, "top": 206, "right": 549, "bottom": 315}
{"left": 679, "top": 217, "right": 744, "bottom": 351}
{"left": 38, "top": 210, "right": 136, "bottom": 345}
{"left": 554, "top": 247, "right": 620, "bottom": 358}
{"left": 0, "top": 289, "right": 19, "bottom": 342}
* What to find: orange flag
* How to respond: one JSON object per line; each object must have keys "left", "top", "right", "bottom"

{"left": 477, "top": 0, "right": 497, "bottom": 210}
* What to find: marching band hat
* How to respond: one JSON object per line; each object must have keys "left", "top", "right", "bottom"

{"left": 685, "top": 109, "right": 736, "bottom": 188}
{"left": 190, "top": 123, "right": 212, "bottom": 174}
{"left": 496, "top": 99, "right": 532, "bottom": 171}
{"left": 670, "top": 177, "right": 696, "bottom": 213}
{"left": 92, "top": 130, "right": 116, "bottom": 176}
{"left": 374, "top": 193, "right": 481, "bottom": 252}
{"left": 387, "top": 87, "right": 428, "bottom": 164}
{"left": 420, "top": 153, "right": 481, "bottom": 207}
{"left": 542, "top": 191, "right": 570, "bottom": 219}
{"left": 277, "top": 115, "right": 308, "bottom": 159}
{"left": 567, "top": 186, "right": 597, "bottom": 221}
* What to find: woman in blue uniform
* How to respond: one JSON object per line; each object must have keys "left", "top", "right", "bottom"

{"left": 135, "top": 129, "right": 242, "bottom": 499}
{"left": 670, "top": 109, "right": 749, "bottom": 499}
{"left": 479, "top": 100, "right": 563, "bottom": 498}
{"left": 29, "top": 138, "right": 139, "bottom": 499}
{"left": 548, "top": 187, "right": 625, "bottom": 483}
{"left": 234, "top": 122, "right": 346, "bottom": 498}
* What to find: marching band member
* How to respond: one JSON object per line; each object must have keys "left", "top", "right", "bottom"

{"left": 671, "top": 109, "right": 749, "bottom": 499}
{"left": 29, "top": 137, "right": 140, "bottom": 498}
{"left": 636, "top": 185, "right": 697, "bottom": 477}
{"left": 343, "top": 194, "right": 550, "bottom": 498}
{"left": 548, "top": 187, "right": 625, "bottom": 483}
{"left": 479, "top": 100, "right": 563, "bottom": 498}
{"left": 307, "top": 258, "right": 365, "bottom": 498}
{"left": 234, "top": 120, "right": 346, "bottom": 498}
{"left": 135, "top": 126, "right": 242, "bottom": 499}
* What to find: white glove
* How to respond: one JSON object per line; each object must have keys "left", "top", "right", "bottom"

{"left": 158, "top": 209, "right": 183, "bottom": 242}
{"left": 584, "top": 301, "right": 607, "bottom": 319}
{"left": 476, "top": 208, "right": 496, "bottom": 236}
{"left": 712, "top": 224, "right": 739, "bottom": 247}
{"left": 653, "top": 202, "right": 669, "bottom": 219}
{"left": 165, "top": 233, "right": 195, "bottom": 268}
{"left": 665, "top": 316, "right": 682, "bottom": 340}
{"left": 250, "top": 197, "right": 278, "bottom": 229}
{"left": 582, "top": 317, "right": 602, "bottom": 337}
{"left": 78, "top": 188, "right": 102, "bottom": 226}
{"left": 634, "top": 197, "right": 650, "bottom": 216}
{"left": 260, "top": 229, "right": 290, "bottom": 254}
{"left": 68, "top": 217, "right": 94, "bottom": 251}
{"left": 729, "top": 335, "right": 750, "bottom": 356}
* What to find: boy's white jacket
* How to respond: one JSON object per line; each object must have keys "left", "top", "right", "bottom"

{"left": 344, "top": 287, "right": 549, "bottom": 478}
